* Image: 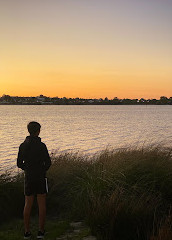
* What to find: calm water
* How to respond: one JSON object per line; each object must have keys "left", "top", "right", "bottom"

{"left": 0, "top": 105, "right": 172, "bottom": 173}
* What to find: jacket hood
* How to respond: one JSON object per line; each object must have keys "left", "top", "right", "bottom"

{"left": 25, "top": 136, "right": 41, "bottom": 144}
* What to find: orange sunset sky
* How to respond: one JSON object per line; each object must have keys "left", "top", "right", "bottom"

{"left": 0, "top": 0, "right": 172, "bottom": 99}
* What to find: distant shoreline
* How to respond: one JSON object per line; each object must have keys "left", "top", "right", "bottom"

{"left": 0, "top": 103, "right": 171, "bottom": 105}
{"left": 1, "top": 95, "right": 171, "bottom": 105}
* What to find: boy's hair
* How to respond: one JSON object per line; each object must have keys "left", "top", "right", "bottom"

{"left": 27, "top": 121, "right": 41, "bottom": 135}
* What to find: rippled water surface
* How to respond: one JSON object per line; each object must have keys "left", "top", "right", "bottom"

{"left": 0, "top": 105, "right": 172, "bottom": 172}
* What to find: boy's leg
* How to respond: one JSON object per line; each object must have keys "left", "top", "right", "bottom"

{"left": 37, "top": 194, "right": 46, "bottom": 232}
{"left": 24, "top": 195, "right": 34, "bottom": 232}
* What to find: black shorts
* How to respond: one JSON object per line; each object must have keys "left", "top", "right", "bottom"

{"left": 24, "top": 178, "right": 48, "bottom": 196}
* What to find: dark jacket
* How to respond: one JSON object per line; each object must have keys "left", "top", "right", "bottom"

{"left": 17, "top": 136, "right": 51, "bottom": 181}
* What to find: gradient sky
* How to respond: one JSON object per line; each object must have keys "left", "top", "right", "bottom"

{"left": 0, "top": 0, "right": 172, "bottom": 98}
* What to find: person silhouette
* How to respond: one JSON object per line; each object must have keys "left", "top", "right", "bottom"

{"left": 17, "top": 121, "right": 51, "bottom": 239}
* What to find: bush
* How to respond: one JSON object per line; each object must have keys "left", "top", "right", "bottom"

{"left": 47, "top": 147, "right": 172, "bottom": 240}
{"left": 1, "top": 146, "right": 172, "bottom": 239}
{"left": 0, "top": 172, "right": 24, "bottom": 224}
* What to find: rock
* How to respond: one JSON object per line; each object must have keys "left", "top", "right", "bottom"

{"left": 70, "top": 221, "right": 83, "bottom": 228}
{"left": 73, "top": 229, "right": 81, "bottom": 233}
{"left": 56, "top": 236, "right": 67, "bottom": 240}
{"left": 67, "top": 233, "right": 78, "bottom": 238}
{"left": 82, "top": 236, "right": 97, "bottom": 240}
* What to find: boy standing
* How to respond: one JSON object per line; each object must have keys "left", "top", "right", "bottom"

{"left": 17, "top": 121, "right": 51, "bottom": 239}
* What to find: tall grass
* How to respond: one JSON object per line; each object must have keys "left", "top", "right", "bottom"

{"left": 0, "top": 172, "right": 24, "bottom": 223}
{"left": 0, "top": 146, "right": 172, "bottom": 239}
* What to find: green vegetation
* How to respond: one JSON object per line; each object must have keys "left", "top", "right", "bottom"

{"left": 0, "top": 146, "right": 172, "bottom": 239}
{"left": 0, "top": 218, "right": 70, "bottom": 240}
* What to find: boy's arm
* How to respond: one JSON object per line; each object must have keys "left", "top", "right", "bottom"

{"left": 43, "top": 144, "right": 51, "bottom": 171}
{"left": 17, "top": 145, "right": 25, "bottom": 170}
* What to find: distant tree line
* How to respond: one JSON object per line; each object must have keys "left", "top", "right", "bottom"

{"left": 0, "top": 94, "right": 172, "bottom": 105}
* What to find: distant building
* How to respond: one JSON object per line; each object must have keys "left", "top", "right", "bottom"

{"left": 36, "top": 95, "right": 46, "bottom": 102}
